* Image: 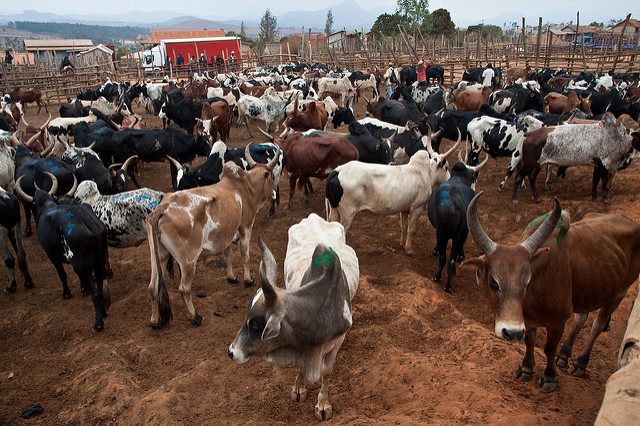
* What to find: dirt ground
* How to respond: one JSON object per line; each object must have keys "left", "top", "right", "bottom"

{"left": 1, "top": 97, "right": 638, "bottom": 425}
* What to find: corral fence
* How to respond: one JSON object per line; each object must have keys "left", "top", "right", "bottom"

{"left": 2, "top": 16, "right": 639, "bottom": 106}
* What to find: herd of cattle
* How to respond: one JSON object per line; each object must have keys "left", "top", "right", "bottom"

{"left": 2, "top": 61, "right": 640, "bottom": 420}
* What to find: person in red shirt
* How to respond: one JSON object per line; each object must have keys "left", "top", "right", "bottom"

{"left": 416, "top": 59, "right": 426, "bottom": 83}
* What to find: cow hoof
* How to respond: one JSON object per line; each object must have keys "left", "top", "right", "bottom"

{"left": 603, "top": 198, "right": 612, "bottom": 205}
{"left": 5, "top": 284, "right": 16, "bottom": 294}
{"left": 405, "top": 248, "right": 415, "bottom": 256}
{"left": 23, "top": 230, "right": 32, "bottom": 238}
{"left": 536, "top": 376, "right": 558, "bottom": 392}
{"left": 555, "top": 353, "right": 569, "bottom": 369}
{"left": 443, "top": 285, "right": 453, "bottom": 293}
{"left": 149, "top": 322, "right": 162, "bottom": 330}
{"left": 244, "top": 279, "right": 256, "bottom": 288}
{"left": 106, "top": 268, "right": 114, "bottom": 277}
{"left": 93, "top": 323, "right": 104, "bottom": 332}
{"left": 457, "top": 254, "right": 466, "bottom": 262}
{"left": 432, "top": 275, "right": 441, "bottom": 283}
{"left": 291, "top": 387, "right": 308, "bottom": 403}
{"left": 227, "top": 277, "right": 239, "bottom": 284}
{"left": 514, "top": 364, "right": 534, "bottom": 382}
{"left": 61, "top": 292, "right": 72, "bottom": 300}
{"left": 315, "top": 402, "right": 333, "bottom": 421}
{"left": 81, "top": 287, "right": 90, "bottom": 296}
{"left": 568, "top": 363, "right": 586, "bottom": 377}
{"left": 190, "top": 314, "right": 204, "bottom": 326}
{"left": 545, "top": 185, "right": 552, "bottom": 191}
{"left": 431, "top": 249, "right": 439, "bottom": 256}
{"left": 534, "top": 197, "right": 542, "bottom": 204}
{"left": 24, "top": 280, "right": 34, "bottom": 289}
{"left": 497, "top": 185, "right": 504, "bottom": 193}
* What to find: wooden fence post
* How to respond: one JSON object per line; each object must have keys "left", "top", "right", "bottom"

{"left": 535, "top": 17, "right": 542, "bottom": 70}
{"left": 612, "top": 14, "right": 632, "bottom": 72}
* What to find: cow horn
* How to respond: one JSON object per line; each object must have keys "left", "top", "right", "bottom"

{"left": 15, "top": 176, "right": 33, "bottom": 203}
{"left": 11, "top": 131, "right": 20, "bottom": 148}
{"left": 520, "top": 197, "right": 562, "bottom": 256}
{"left": 244, "top": 144, "right": 257, "bottom": 168}
{"left": 586, "top": 93, "right": 592, "bottom": 100}
{"left": 266, "top": 147, "right": 281, "bottom": 171}
{"left": 87, "top": 140, "right": 97, "bottom": 151}
{"left": 108, "top": 163, "right": 119, "bottom": 177}
{"left": 39, "top": 136, "right": 56, "bottom": 157}
{"left": 257, "top": 126, "right": 274, "bottom": 142}
{"left": 509, "top": 105, "right": 516, "bottom": 115}
{"left": 56, "top": 135, "right": 69, "bottom": 149}
{"left": 458, "top": 149, "right": 464, "bottom": 164}
{"left": 466, "top": 192, "right": 496, "bottom": 256}
{"left": 121, "top": 155, "right": 138, "bottom": 172}
{"left": 258, "top": 236, "right": 278, "bottom": 286}
{"left": 25, "top": 129, "right": 42, "bottom": 147}
{"left": 425, "top": 124, "right": 436, "bottom": 157}
{"left": 433, "top": 129, "right": 443, "bottom": 139}
{"left": 438, "top": 129, "right": 462, "bottom": 160}
{"left": 293, "top": 94, "right": 299, "bottom": 112}
{"left": 166, "top": 155, "right": 183, "bottom": 172}
{"left": 108, "top": 115, "right": 122, "bottom": 130}
{"left": 39, "top": 113, "right": 52, "bottom": 131}
{"left": 129, "top": 116, "right": 139, "bottom": 129}
{"left": 66, "top": 174, "right": 77, "bottom": 197}
{"left": 362, "top": 93, "right": 371, "bottom": 104}
{"left": 467, "top": 152, "right": 489, "bottom": 172}
{"left": 45, "top": 172, "right": 59, "bottom": 196}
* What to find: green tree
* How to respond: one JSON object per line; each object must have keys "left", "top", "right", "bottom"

{"left": 259, "top": 9, "right": 278, "bottom": 43}
{"left": 396, "top": 0, "right": 430, "bottom": 30}
{"left": 431, "top": 8, "right": 455, "bottom": 36}
{"left": 240, "top": 22, "right": 246, "bottom": 38}
{"left": 588, "top": 21, "right": 603, "bottom": 27}
{"left": 371, "top": 13, "right": 403, "bottom": 37}
{"left": 325, "top": 9, "right": 334, "bottom": 37}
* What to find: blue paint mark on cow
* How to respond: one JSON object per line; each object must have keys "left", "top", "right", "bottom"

{"left": 64, "top": 223, "right": 75, "bottom": 235}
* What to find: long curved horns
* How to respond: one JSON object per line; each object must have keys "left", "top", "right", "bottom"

{"left": 121, "top": 155, "right": 138, "bottom": 172}
{"left": 66, "top": 174, "right": 77, "bottom": 197}
{"left": 467, "top": 192, "right": 497, "bottom": 256}
{"left": 438, "top": 129, "right": 462, "bottom": 160}
{"left": 244, "top": 143, "right": 257, "bottom": 168}
{"left": 15, "top": 176, "right": 33, "bottom": 203}
{"left": 39, "top": 136, "right": 56, "bottom": 157}
{"left": 258, "top": 237, "right": 278, "bottom": 308}
{"left": 425, "top": 124, "right": 436, "bottom": 157}
{"left": 39, "top": 113, "right": 52, "bottom": 131}
{"left": 266, "top": 146, "right": 281, "bottom": 171}
{"left": 257, "top": 126, "right": 274, "bottom": 142}
{"left": 25, "top": 130, "right": 42, "bottom": 147}
{"left": 166, "top": 155, "right": 183, "bottom": 171}
{"left": 466, "top": 152, "right": 489, "bottom": 172}
{"left": 521, "top": 197, "right": 562, "bottom": 256}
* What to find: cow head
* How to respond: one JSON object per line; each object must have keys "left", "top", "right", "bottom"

{"left": 462, "top": 193, "right": 563, "bottom": 341}
{"left": 332, "top": 97, "right": 355, "bottom": 128}
{"left": 228, "top": 237, "right": 352, "bottom": 369}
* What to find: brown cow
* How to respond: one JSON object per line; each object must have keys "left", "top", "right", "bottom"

{"left": 1, "top": 101, "right": 28, "bottom": 129}
{"left": 240, "top": 83, "right": 273, "bottom": 97}
{"left": 9, "top": 88, "right": 48, "bottom": 114}
{"left": 259, "top": 130, "right": 360, "bottom": 209}
{"left": 463, "top": 193, "right": 640, "bottom": 392}
{"left": 196, "top": 101, "right": 231, "bottom": 142}
{"left": 280, "top": 98, "right": 328, "bottom": 138}
{"left": 545, "top": 92, "right": 592, "bottom": 115}
{"left": 456, "top": 86, "right": 492, "bottom": 111}
{"left": 506, "top": 67, "right": 530, "bottom": 84}
{"left": 145, "top": 145, "right": 281, "bottom": 328}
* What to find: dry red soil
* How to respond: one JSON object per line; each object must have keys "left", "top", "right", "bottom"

{"left": 1, "top": 98, "right": 638, "bottom": 424}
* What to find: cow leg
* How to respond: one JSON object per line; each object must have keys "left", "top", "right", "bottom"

{"left": 239, "top": 231, "right": 254, "bottom": 287}
{"left": 556, "top": 313, "right": 589, "bottom": 368}
{"left": 499, "top": 155, "right": 520, "bottom": 192}
{"left": 148, "top": 241, "right": 171, "bottom": 327}
{"left": 11, "top": 223, "right": 33, "bottom": 289}
{"left": 431, "top": 230, "right": 447, "bottom": 284}
{"left": 1, "top": 228, "right": 17, "bottom": 293}
{"left": 72, "top": 256, "right": 105, "bottom": 331}
{"left": 515, "top": 328, "right": 537, "bottom": 382}
{"left": 600, "top": 169, "right": 611, "bottom": 204}
{"left": 544, "top": 165, "right": 553, "bottom": 190}
{"left": 315, "top": 335, "right": 345, "bottom": 421}
{"left": 399, "top": 212, "right": 408, "bottom": 248}
{"left": 291, "top": 371, "right": 308, "bottom": 402}
{"left": 224, "top": 245, "right": 238, "bottom": 284}
{"left": 511, "top": 166, "right": 525, "bottom": 203}
{"left": 404, "top": 206, "right": 425, "bottom": 255}
{"left": 51, "top": 261, "right": 72, "bottom": 299}
{"left": 445, "top": 228, "right": 468, "bottom": 293}
{"left": 537, "top": 325, "right": 565, "bottom": 392}
{"left": 177, "top": 263, "right": 202, "bottom": 325}
{"left": 286, "top": 177, "right": 297, "bottom": 209}
{"left": 529, "top": 166, "right": 542, "bottom": 203}
{"left": 22, "top": 202, "right": 33, "bottom": 237}
{"left": 569, "top": 297, "right": 625, "bottom": 377}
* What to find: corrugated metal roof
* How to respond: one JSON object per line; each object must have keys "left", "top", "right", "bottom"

{"left": 140, "top": 30, "right": 225, "bottom": 44}
{"left": 24, "top": 39, "right": 93, "bottom": 50}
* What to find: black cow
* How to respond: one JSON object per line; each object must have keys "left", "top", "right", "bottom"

{"left": 399, "top": 66, "right": 417, "bottom": 87}
{"left": 59, "top": 100, "right": 90, "bottom": 118}
{"left": 425, "top": 65, "right": 445, "bottom": 85}
{"left": 490, "top": 83, "right": 545, "bottom": 114}
{"left": 420, "top": 90, "right": 447, "bottom": 115}
{"left": 427, "top": 159, "right": 486, "bottom": 293}
{"left": 26, "top": 185, "right": 110, "bottom": 332}
{"left": 331, "top": 97, "right": 356, "bottom": 128}
{"left": 463, "top": 66, "right": 502, "bottom": 88}
{"left": 109, "top": 124, "right": 210, "bottom": 188}
{"left": 73, "top": 121, "right": 117, "bottom": 166}
{"left": 0, "top": 187, "right": 33, "bottom": 293}
{"left": 379, "top": 87, "right": 425, "bottom": 126}
{"left": 14, "top": 145, "right": 78, "bottom": 236}
{"left": 158, "top": 96, "right": 219, "bottom": 134}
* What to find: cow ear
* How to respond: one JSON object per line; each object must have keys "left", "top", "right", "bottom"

{"left": 461, "top": 256, "right": 486, "bottom": 284}
{"left": 307, "top": 244, "right": 340, "bottom": 281}
{"left": 261, "top": 314, "right": 281, "bottom": 341}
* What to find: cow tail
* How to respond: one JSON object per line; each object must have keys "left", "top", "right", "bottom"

{"left": 325, "top": 170, "right": 342, "bottom": 222}
{"left": 148, "top": 209, "right": 172, "bottom": 328}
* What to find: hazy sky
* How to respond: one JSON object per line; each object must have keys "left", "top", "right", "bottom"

{"left": 3, "top": 0, "right": 636, "bottom": 25}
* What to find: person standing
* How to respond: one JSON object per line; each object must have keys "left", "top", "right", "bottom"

{"left": 482, "top": 63, "right": 495, "bottom": 88}
{"left": 415, "top": 59, "right": 426, "bottom": 83}
{"left": 384, "top": 62, "right": 395, "bottom": 98}
{"left": 4, "top": 49, "right": 13, "bottom": 71}
{"left": 176, "top": 53, "right": 185, "bottom": 66}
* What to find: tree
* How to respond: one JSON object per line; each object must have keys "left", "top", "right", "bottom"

{"left": 259, "top": 9, "right": 278, "bottom": 43}
{"left": 240, "top": 22, "right": 246, "bottom": 38}
{"left": 430, "top": 8, "right": 454, "bottom": 36}
{"left": 396, "top": 0, "right": 430, "bottom": 31}
{"left": 371, "top": 13, "right": 404, "bottom": 37}
{"left": 325, "top": 9, "right": 334, "bottom": 37}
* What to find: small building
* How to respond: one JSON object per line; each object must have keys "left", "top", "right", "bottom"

{"left": 139, "top": 30, "right": 226, "bottom": 45}
{"left": 240, "top": 41, "right": 253, "bottom": 58}
{"left": 24, "top": 39, "right": 94, "bottom": 62}
{"left": 327, "top": 30, "right": 363, "bottom": 52}
{"left": 77, "top": 44, "right": 115, "bottom": 72}
{"left": 611, "top": 19, "right": 640, "bottom": 34}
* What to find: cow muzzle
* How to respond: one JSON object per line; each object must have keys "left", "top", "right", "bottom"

{"left": 495, "top": 321, "right": 525, "bottom": 341}
{"left": 227, "top": 343, "right": 249, "bottom": 363}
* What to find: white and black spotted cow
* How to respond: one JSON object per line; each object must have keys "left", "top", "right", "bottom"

{"left": 236, "top": 93, "right": 292, "bottom": 138}
{"left": 466, "top": 115, "right": 543, "bottom": 192}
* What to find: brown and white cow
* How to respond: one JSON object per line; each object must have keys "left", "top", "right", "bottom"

{"left": 229, "top": 213, "right": 359, "bottom": 421}
{"left": 462, "top": 193, "right": 640, "bottom": 392}
{"left": 145, "top": 145, "right": 281, "bottom": 328}
{"left": 456, "top": 86, "right": 493, "bottom": 111}
{"left": 280, "top": 98, "right": 328, "bottom": 138}
{"left": 196, "top": 100, "right": 231, "bottom": 143}
{"left": 317, "top": 77, "right": 356, "bottom": 107}
{"left": 9, "top": 88, "right": 48, "bottom": 114}
{"left": 545, "top": 91, "right": 592, "bottom": 115}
